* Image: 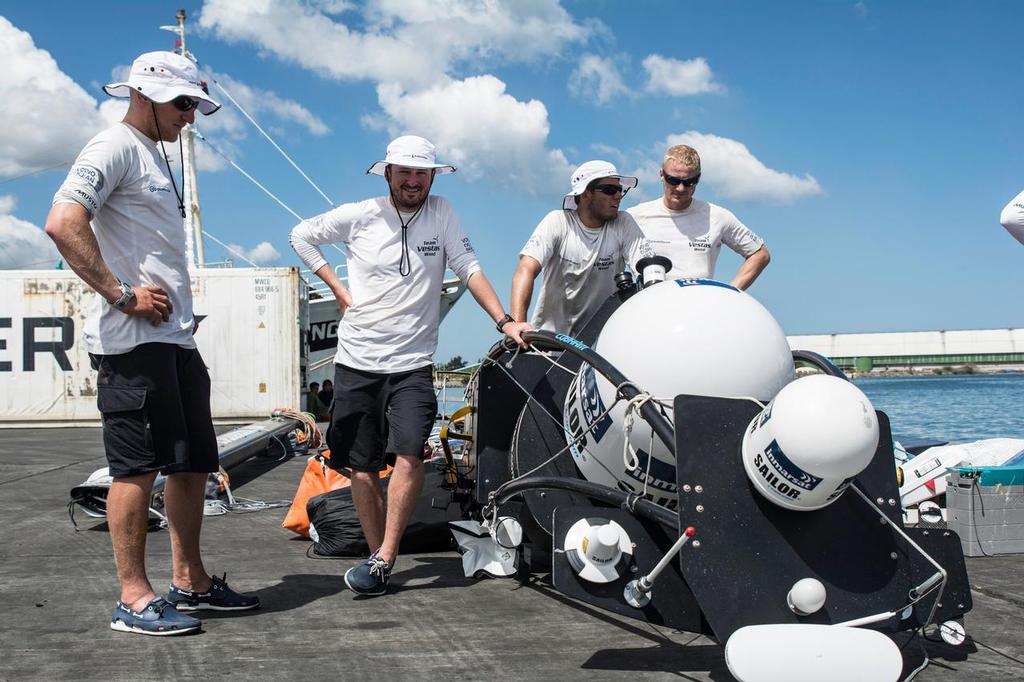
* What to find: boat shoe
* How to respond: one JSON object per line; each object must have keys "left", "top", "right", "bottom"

{"left": 344, "top": 554, "right": 391, "bottom": 596}
{"left": 165, "top": 573, "right": 260, "bottom": 611}
{"left": 110, "top": 597, "right": 201, "bottom": 636}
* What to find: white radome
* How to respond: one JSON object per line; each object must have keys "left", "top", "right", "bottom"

{"left": 742, "top": 374, "right": 879, "bottom": 511}
{"left": 563, "top": 279, "right": 796, "bottom": 507}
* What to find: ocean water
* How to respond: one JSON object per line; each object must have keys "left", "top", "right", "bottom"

{"left": 439, "top": 373, "right": 1024, "bottom": 445}
{"left": 853, "top": 373, "right": 1024, "bottom": 443}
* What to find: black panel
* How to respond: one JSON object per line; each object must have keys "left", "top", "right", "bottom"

{"left": 672, "top": 395, "right": 972, "bottom": 642}
{"left": 475, "top": 351, "right": 551, "bottom": 504}
{"left": 551, "top": 505, "right": 706, "bottom": 633}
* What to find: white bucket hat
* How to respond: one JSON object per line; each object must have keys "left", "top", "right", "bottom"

{"left": 103, "top": 51, "right": 220, "bottom": 115}
{"left": 562, "top": 160, "right": 638, "bottom": 210}
{"left": 367, "top": 135, "right": 456, "bottom": 176}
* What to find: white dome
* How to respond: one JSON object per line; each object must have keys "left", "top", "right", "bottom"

{"left": 741, "top": 374, "right": 879, "bottom": 511}
{"left": 563, "top": 279, "right": 795, "bottom": 507}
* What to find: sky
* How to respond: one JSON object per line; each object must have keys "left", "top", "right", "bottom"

{"left": 1, "top": 1, "right": 1022, "bottom": 365}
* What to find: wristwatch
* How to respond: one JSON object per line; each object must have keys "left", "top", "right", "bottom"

{"left": 495, "top": 313, "right": 515, "bottom": 333}
{"left": 112, "top": 280, "right": 136, "bottom": 309}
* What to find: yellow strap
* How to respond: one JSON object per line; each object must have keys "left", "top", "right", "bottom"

{"left": 439, "top": 405, "right": 475, "bottom": 479}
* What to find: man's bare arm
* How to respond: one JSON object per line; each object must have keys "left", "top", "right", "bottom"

{"left": 510, "top": 255, "right": 542, "bottom": 323}
{"left": 465, "top": 271, "right": 531, "bottom": 347}
{"left": 730, "top": 245, "right": 770, "bottom": 291}
{"left": 44, "top": 203, "right": 170, "bottom": 325}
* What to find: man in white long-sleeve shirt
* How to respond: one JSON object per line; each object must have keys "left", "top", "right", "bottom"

{"left": 1000, "top": 190, "right": 1024, "bottom": 246}
{"left": 289, "top": 135, "right": 530, "bottom": 596}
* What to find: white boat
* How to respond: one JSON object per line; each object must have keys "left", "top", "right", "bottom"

{"left": 898, "top": 437, "right": 1024, "bottom": 507}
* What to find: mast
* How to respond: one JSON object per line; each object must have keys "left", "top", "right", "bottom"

{"left": 163, "top": 9, "right": 205, "bottom": 269}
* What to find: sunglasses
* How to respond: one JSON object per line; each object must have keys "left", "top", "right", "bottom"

{"left": 171, "top": 95, "right": 200, "bottom": 112}
{"left": 662, "top": 171, "right": 701, "bottom": 188}
{"left": 591, "top": 184, "right": 629, "bottom": 197}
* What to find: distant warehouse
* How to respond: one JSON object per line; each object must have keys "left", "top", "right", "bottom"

{"left": 787, "top": 328, "right": 1024, "bottom": 373}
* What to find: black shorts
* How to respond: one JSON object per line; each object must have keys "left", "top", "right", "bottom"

{"left": 91, "top": 343, "right": 218, "bottom": 478}
{"left": 326, "top": 363, "right": 437, "bottom": 473}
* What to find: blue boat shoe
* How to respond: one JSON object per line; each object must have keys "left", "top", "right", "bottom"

{"left": 166, "top": 573, "right": 260, "bottom": 611}
{"left": 344, "top": 554, "right": 391, "bottom": 596}
{"left": 110, "top": 597, "right": 201, "bottom": 636}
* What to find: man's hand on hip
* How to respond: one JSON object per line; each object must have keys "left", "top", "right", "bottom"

{"left": 122, "top": 285, "right": 172, "bottom": 326}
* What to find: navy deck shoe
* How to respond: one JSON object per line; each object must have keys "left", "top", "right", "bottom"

{"left": 110, "top": 597, "right": 201, "bottom": 636}
{"left": 166, "top": 573, "right": 260, "bottom": 611}
{"left": 344, "top": 554, "right": 391, "bottom": 596}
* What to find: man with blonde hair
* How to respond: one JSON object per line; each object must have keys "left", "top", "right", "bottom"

{"left": 628, "top": 144, "right": 770, "bottom": 289}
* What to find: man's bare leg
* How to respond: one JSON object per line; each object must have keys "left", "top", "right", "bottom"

{"left": 106, "top": 471, "right": 159, "bottom": 610}
{"left": 350, "top": 471, "right": 385, "bottom": 554}
{"left": 375, "top": 454, "right": 424, "bottom": 566}
{"left": 164, "top": 471, "right": 212, "bottom": 592}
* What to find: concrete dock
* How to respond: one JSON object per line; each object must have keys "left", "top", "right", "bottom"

{"left": 1, "top": 427, "right": 1022, "bottom": 681}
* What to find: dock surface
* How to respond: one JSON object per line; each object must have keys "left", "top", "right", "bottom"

{"left": 1, "top": 427, "right": 1022, "bottom": 681}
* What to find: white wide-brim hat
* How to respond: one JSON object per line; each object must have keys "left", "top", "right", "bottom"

{"left": 103, "top": 51, "right": 220, "bottom": 116}
{"left": 367, "top": 135, "right": 456, "bottom": 175}
{"left": 562, "top": 159, "right": 638, "bottom": 210}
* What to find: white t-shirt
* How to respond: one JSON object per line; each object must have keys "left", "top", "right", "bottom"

{"left": 627, "top": 198, "right": 764, "bottom": 280}
{"left": 1000, "top": 190, "right": 1024, "bottom": 246}
{"left": 520, "top": 210, "right": 652, "bottom": 335}
{"left": 52, "top": 123, "right": 195, "bottom": 355}
{"left": 290, "top": 195, "right": 481, "bottom": 372}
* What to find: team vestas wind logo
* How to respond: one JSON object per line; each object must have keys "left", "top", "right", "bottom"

{"left": 417, "top": 234, "right": 440, "bottom": 256}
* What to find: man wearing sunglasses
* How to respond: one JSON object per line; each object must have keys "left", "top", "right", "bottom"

{"left": 45, "top": 51, "right": 260, "bottom": 637}
{"left": 628, "top": 145, "right": 770, "bottom": 290}
{"left": 511, "top": 160, "right": 652, "bottom": 335}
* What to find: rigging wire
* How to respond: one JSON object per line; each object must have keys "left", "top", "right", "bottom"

{"left": 199, "top": 66, "right": 336, "bottom": 207}
{"left": 192, "top": 129, "right": 347, "bottom": 259}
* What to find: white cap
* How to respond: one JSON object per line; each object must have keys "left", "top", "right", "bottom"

{"left": 563, "top": 517, "right": 633, "bottom": 583}
{"left": 562, "top": 160, "right": 638, "bottom": 210}
{"left": 103, "top": 51, "right": 220, "bottom": 115}
{"left": 367, "top": 135, "right": 456, "bottom": 175}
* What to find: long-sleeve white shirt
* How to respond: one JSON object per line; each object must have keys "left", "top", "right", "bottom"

{"left": 290, "top": 195, "right": 481, "bottom": 372}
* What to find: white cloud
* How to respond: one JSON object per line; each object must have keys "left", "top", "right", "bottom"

{"left": 643, "top": 54, "right": 724, "bottom": 97}
{"left": 854, "top": 2, "right": 869, "bottom": 17}
{"left": 0, "top": 17, "right": 109, "bottom": 177}
{"left": 372, "top": 76, "right": 572, "bottom": 195}
{"left": 198, "top": 0, "right": 593, "bottom": 88}
{"left": 660, "top": 131, "right": 822, "bottom": 203}
{"left": 225, "top": 241, "right": 281, "bottom": 265}
{"left": 569, "top": 54, "right": 630, "bottom": 106}
{"left": 0, "top": 195, "right": 61, "bottom": 270}
{"left": 201, "top": 70, "right": 329, "bottom": 137}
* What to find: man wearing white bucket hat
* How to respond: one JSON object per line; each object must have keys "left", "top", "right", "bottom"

{"left": 628, "top": 145, "right": 770, "bottom": 289}
{"left": 290, "top": 135, "right": 530, "bottom": 596}
{"left": 510, "top": 160, "right": 653, "bottom": 335}
{"left": 45, "top": 51, "right": 259, "bottom": 636}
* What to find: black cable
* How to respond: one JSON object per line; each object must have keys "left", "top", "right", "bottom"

{"left": 151, "top": 102, "right": 187, "bottom": 219}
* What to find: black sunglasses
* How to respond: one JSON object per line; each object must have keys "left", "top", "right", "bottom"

{"left": 662, "top": 170, "right": 701, "bottom": 188}
{"left": 171, "top": 95, "right": 200, "bottom": 112}
{"left": 591, "top": 184, "right": 629, "bottom": 197}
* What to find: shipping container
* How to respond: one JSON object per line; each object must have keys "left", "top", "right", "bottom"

{"left": 0, "top": 268, "right": 307, "bottom": 426}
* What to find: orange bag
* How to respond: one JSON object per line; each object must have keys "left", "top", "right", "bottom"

{"left": 281, "top": 450, "right": 391, "bottom": 538}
